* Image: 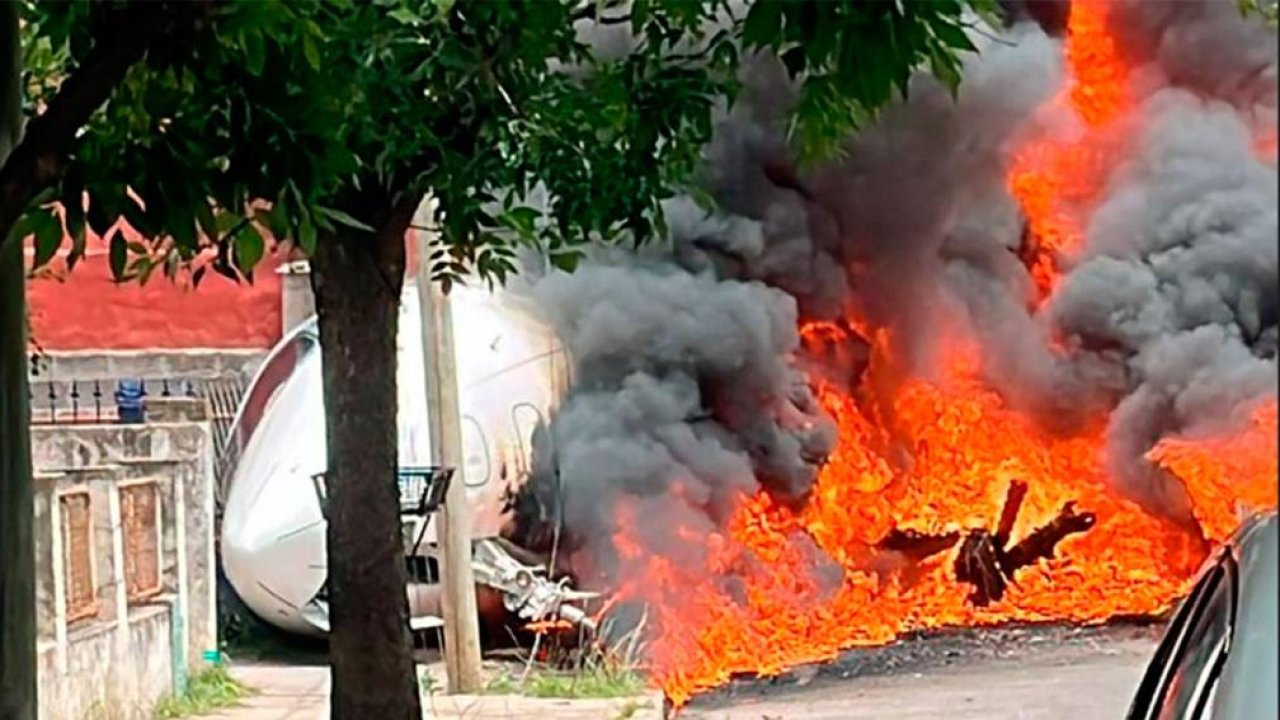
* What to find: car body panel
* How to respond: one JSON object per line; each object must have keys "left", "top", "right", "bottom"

{"left": 1127, "top": 511, "right": 1278, "bottom": 720}
{"left": 1212, "top": 513, "right": 1277, "bottom": 720}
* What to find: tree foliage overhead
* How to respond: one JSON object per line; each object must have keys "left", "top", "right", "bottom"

{"left": 16, "top": 0, "right": 991, "bottom": 287}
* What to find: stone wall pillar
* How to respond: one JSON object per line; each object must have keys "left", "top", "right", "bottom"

{"left": 278, "top": 260, "right": 315, "bottom": 336}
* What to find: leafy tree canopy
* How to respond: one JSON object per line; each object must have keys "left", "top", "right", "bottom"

{"left": 16, "top": 0, "right": 991, "bottom": 290}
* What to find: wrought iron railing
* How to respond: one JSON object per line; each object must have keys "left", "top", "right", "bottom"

{"left": 28, "top": 366, "right": 249, "bottom": 507}
{"left": 27, "top": 376, "right": 203, "bottom": 425}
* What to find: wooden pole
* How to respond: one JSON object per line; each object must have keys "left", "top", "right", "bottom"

{"left": 414, "top": 208, "right": 483, "bottom": 694}
{"left": 0, "top": 5, "right": 36, "bottom": 718}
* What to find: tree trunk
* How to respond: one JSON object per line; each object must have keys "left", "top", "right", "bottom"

{"left": 309, "top": 212, "right": 422, "bottom": 720}
{"left": 0, "top": 3, "right": 36, "bottom": 718}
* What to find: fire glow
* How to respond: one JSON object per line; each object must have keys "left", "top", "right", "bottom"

{"left": 600, "top": 1, "right": 1280, "bottom": 707}
{"left": 612, "top": 329, "right": 1275, "bottom": 706}
{"left": 1007, "top": 0, "right": 1130, "bottom": 303}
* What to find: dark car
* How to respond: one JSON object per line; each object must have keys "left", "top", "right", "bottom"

{"left": 1126, "top": 511, "right": 1278, "bottom": 720}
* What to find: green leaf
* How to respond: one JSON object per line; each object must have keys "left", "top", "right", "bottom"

{"left": 215, "top": 210, "right": 242, "bottom": 234}
{"left": 195, "top": 201, "right": 218, "bottom": 241}
{"left": 297, "top": 211, "right": 317, "bottom": 254}
{"left": 122, "top": 198, "right": 156, "bottom": 237}
{"left": 302, "top": 35, "right": 321, "bottom": 71}
{"left": 318, "top": 206, "right": 375, "bottom": 233}
{"left": 86, "top": 199, "right": 115, "bottom": 238}
{"left": 30, "top": 209, "right": 63, "bottom": 269}
{"left": 499, "top": 206, "right": 540, "bottom": 236}
{"left": 549, "top": 249, "right": 583, "bottom": 273}
{"left": 170, "top": 217, "right": 197, "bottom": 251}
{"left": 62, "top": 194, "right": 85, "bottom": 241}
{"left": 928, "top": 45, "right": 962, "bottom": 95}
{"left": 243, "top": 30, "right": 266, "bottom": 76}
{"left": 388, "top": 7, "right": 421, "bottom": 25}
{"left": 233, "top": 223, "right": 265, "bottom": 273}
{"left": 255, "top": 206, "right": 290, "bottom": 240}
{"left": 67, "top": 222, "right": 87, "bottom": 271}
{"left": 931, "top": 19, "right": 977, "bottom": 52}
{"left": 108, "top": 230, "right": 127, "bottom": 280}
{"left": 780, "top": 46, "right": 807, "bottom": 77}
{"left": 742, "top": 2, "right": 783, "bottom": 47}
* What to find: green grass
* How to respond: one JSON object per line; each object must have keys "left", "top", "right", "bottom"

{"left": 483, "top": 665, "right": 645, "bottom": 700}
{"left": 480, "top": 616, "right": 651, "bottom": 704}
{"left": 153, "top": 666, "right": 249, "bottom": 719}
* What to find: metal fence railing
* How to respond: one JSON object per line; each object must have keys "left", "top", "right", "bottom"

{"left": 28, "top": 368, "right": 249, "bottom": 507}
{"left": 207, "top": 377, "right": 248, "bottom": 507}
{"left": 27, "top": 376, "right": 204, "bottom": 426}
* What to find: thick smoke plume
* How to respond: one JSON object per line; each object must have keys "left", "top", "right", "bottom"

{"left": 507, "top": 1, "right": 1277, "bottom": 581}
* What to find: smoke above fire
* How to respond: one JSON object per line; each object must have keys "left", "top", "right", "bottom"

{"left": 504, "top": 0, "right": 1277, "bottom": 703}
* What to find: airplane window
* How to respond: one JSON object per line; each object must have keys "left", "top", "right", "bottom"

{"left": 1155, "top": 557, "right": 1236, "bottom": 720}
{"left": 512, "top": 403, "right": 545, "bottom": 478}
{"left": 461, "top": 416, "right": 492, "bottom": 487}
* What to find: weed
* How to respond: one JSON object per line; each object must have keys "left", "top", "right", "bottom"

{"left": 483, "top": 671, "right": 519, "bottom": 695}
{"left": 522, "top": 665, "right": 645, "bottom": 699}
{"left": 613, "top": 699, "right": 650, "bottom": 720}
{"left": 482, "top": 613, "right": 649, "bottom": 700}
{"left": 418, "top": 669, "right": 439, "bottom": 697}
{"left": 153, "top": 666, "right": 248, "bottom": 719}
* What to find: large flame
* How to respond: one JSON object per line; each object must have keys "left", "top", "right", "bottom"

{"left": 1007, "top": 0, "right": 1131, "bottom": 303}
{"left": 599, "top": 1, "right": 1277, "bottom": 707}
{"left": 1147, "top": 400, "right": 1279, "bottom": 543}
{"left": 611, "top": 330, "right": 1234, "bottom": 706}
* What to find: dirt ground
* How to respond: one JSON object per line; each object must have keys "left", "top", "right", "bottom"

{"left": 680, "top": 622, "right": 1164, "bottom": 720}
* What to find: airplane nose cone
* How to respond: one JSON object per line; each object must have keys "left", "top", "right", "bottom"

{"left": 221, "top": 459, "right": 328, "bottom": 634}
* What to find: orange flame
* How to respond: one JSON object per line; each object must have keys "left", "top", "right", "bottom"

{"left": 610, "top": 330, "right": 1248, "bottom": 705}
{"left": 525, "top": 619, "right": 576, "bottom": 633}
{"left": 1147, "top": 400, "right": 1279, "bottom": 543}
{"left": 1256, "top": 129, "right": 1278, "bottom": 162}
{"left": 1007, "top": 0, "right": 1131, "bottom": 303}
{"left": 596, "top": 2, "right": 1278, "bottom": 707}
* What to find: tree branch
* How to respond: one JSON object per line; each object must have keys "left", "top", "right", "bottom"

{"left": 0, "top": 1, "right": 215, "bottom": 254}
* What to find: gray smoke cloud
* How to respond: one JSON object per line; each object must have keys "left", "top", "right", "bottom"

{"left": 507, "top": 255, "right": 834, "bottom": 575}
{"left": 508, "top": 1, "right": 1278, "bottom": 576}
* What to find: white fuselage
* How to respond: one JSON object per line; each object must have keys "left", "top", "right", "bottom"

{"left": 219, "top": 280, "right": 567, "bottom": 636}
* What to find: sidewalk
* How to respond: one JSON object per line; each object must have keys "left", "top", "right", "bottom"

{"left": 207, "top": 663, "right": 664, "bottom": 720}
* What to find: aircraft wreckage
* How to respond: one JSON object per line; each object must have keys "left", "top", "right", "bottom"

{"left": 218, "top": 279, "right": 595, "bottom": 637}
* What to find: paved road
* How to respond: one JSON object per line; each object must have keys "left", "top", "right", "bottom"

{"left": 216, "top": 624, "right": 1160, "bottom": 719}
{"left": 683, "top": 625, "right": 1160, "bottom": 720}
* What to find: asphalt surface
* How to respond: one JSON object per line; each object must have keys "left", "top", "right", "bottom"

{"left": 681, "top": 623, "right": 1164, "bottom": 720}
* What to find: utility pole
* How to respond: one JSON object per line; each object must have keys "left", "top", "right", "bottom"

{"left": 414, "top": 206, "right": 483, "bottom": 694}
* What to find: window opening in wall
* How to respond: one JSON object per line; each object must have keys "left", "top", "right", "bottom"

{"left": 121, "top": 481, "right": 162, "bottom": 603}
{"left": 60, "top": 491, "right": 98, "bottom": 622}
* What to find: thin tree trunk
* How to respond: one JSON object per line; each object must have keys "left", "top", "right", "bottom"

{"left": 309, "top": 212, "right": 422, "bottom": 720}
{"left": 0, "top": 3, "right": 35, "bottom": 718}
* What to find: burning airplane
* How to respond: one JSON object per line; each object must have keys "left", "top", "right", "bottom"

{"left": 504, "top": 0, "right": 1280, "bottom": 706}
{"left": 220, "top": 0, "right": 1276, "bottom": 707}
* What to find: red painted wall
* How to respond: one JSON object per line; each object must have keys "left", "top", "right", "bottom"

{"left": 26, "top": 225, "right": 284, "bottom": 351}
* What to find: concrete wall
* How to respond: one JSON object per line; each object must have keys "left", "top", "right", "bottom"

{"left": 29, "top": 351, "right": 265, "bottom": 386}
{"left": 36, "top": 608, "right": 172, "bottom": 720}
{"left": 31, "top": 403, "right": 217, "bottom": 720}
{"left": 278, "top": 261, "right": 315, "bottom": 338}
